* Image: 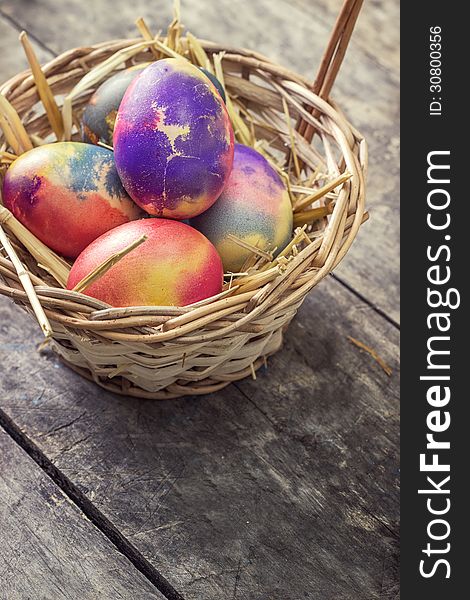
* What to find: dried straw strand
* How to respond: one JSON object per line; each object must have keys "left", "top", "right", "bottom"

{"left": 0, "top": 112, "right": 22, "bottom": 155}
{"left": 0, "top": 223, "right": 52, "bottom": 337}
{"left": 19, "top": 31, "right": 64, "bottom": 140}
{"left": 72, "top": 234, "right": 147, "bottom": 293}
{"left": 294, "top": 171, "right": 352, "bottom": 211}
{"left": 348, "top": 336, "right": 393, "bottom": 376}
{"left": 0, "top": 205, "right": 70, "bottom": 286}
{"left": 213, "top": 52, "right": 252, "bottom": 145}
{"left": 0, "top": 94, "right": 33, "bottom": 153}
{"left": 293, "top": 205, "right": 332, "bottom": 227}
{"left": 135, "top": 18, "right": 160, "bottom": 59}
{"left": 186, "top": 33, "right": 211, "bottom": 70}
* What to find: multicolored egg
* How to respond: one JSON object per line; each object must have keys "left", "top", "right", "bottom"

{"left": 2, "top": 142, "right": 142, "bottom": 258}
{"left": 113, "top": 58, "right": 234, "bottom": 219}
{"left": 67, "top": 219, "right": 223, "bottom": 307}
{"left": 191, "top": 144, "right": 293, "bottom": 272}
{"left": 81, "top": 64, "right": 148, "bottom": 146}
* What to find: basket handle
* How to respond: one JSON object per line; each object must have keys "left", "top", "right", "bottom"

{"left": 297, "top": 0, "right": 364, "bottom": 143}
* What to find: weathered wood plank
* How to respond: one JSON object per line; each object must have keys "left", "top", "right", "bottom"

{"left": 294, "top": 0, "right": 399, "bottom": 74}
{"left": 0, "top": 0, "right": 400, "bottom": 322}
{"left": 0, "top": 427, "right": 166, "bottom": 600}
{"left": 0, "top": 273, "right": 400, "bottom": 600}
{"left": 0, "top": 17, "right": 50, "bottom": 80}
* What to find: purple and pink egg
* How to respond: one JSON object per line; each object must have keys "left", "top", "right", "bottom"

{"left": 113, "top": 58, "right": 234, "bottom": 219}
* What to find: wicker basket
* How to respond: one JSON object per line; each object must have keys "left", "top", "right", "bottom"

{"left": 0, "top": 1, "right": 367, "bottom": 399}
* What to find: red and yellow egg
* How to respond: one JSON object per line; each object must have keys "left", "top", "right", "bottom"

{"left": 67, "top": 219, "right": 223, "bottom": 307}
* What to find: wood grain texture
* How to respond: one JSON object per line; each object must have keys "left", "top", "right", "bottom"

{"left": 0, "top": 275, "right": 399, "bottom": 600}
{"left": 0, "top": 427, "right": 166, "bottom": 600}
{"left": 293, "top": 0, "right": 399, "bottom": 74}
{"left": 0, "top": 0, "right": 400, "bottom": 323}
{"left": 0, "top": 18, "right": 50, "bottom": 81}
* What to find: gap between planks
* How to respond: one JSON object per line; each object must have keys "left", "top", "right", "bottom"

{"left": 0, "top": 9, "right": 56, "bottom": 56}
{"left": 0, "top": 406, "right": 186, "bottom": 600}
{"left": 332, "top": 273, "right": 400, "bottom": 330}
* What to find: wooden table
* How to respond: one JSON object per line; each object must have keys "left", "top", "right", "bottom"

{"left": 0, "top": 1, "right": 399, "bottom": 598}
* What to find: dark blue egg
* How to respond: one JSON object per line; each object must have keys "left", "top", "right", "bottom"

{"left": 81, "top": 64, "right": 149, "bottom": 146}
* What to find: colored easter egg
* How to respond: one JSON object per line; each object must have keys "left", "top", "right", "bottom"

{"left": 81, "top": 64, "right": 148, "bottom": 146}
{"left": 67, "top": 219, "right": 223, "bottom": 307}
{"left": 199, "top": 68, "right": 226, "bottom": 103}
{"left": 2, "top": 142, "right": 142, "bottom": 258}
{"left": 113, "top": 58, "right": 234, "bottom": 219}
{"left": 191, "top": 144, "right": 293, "bottom": 272}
